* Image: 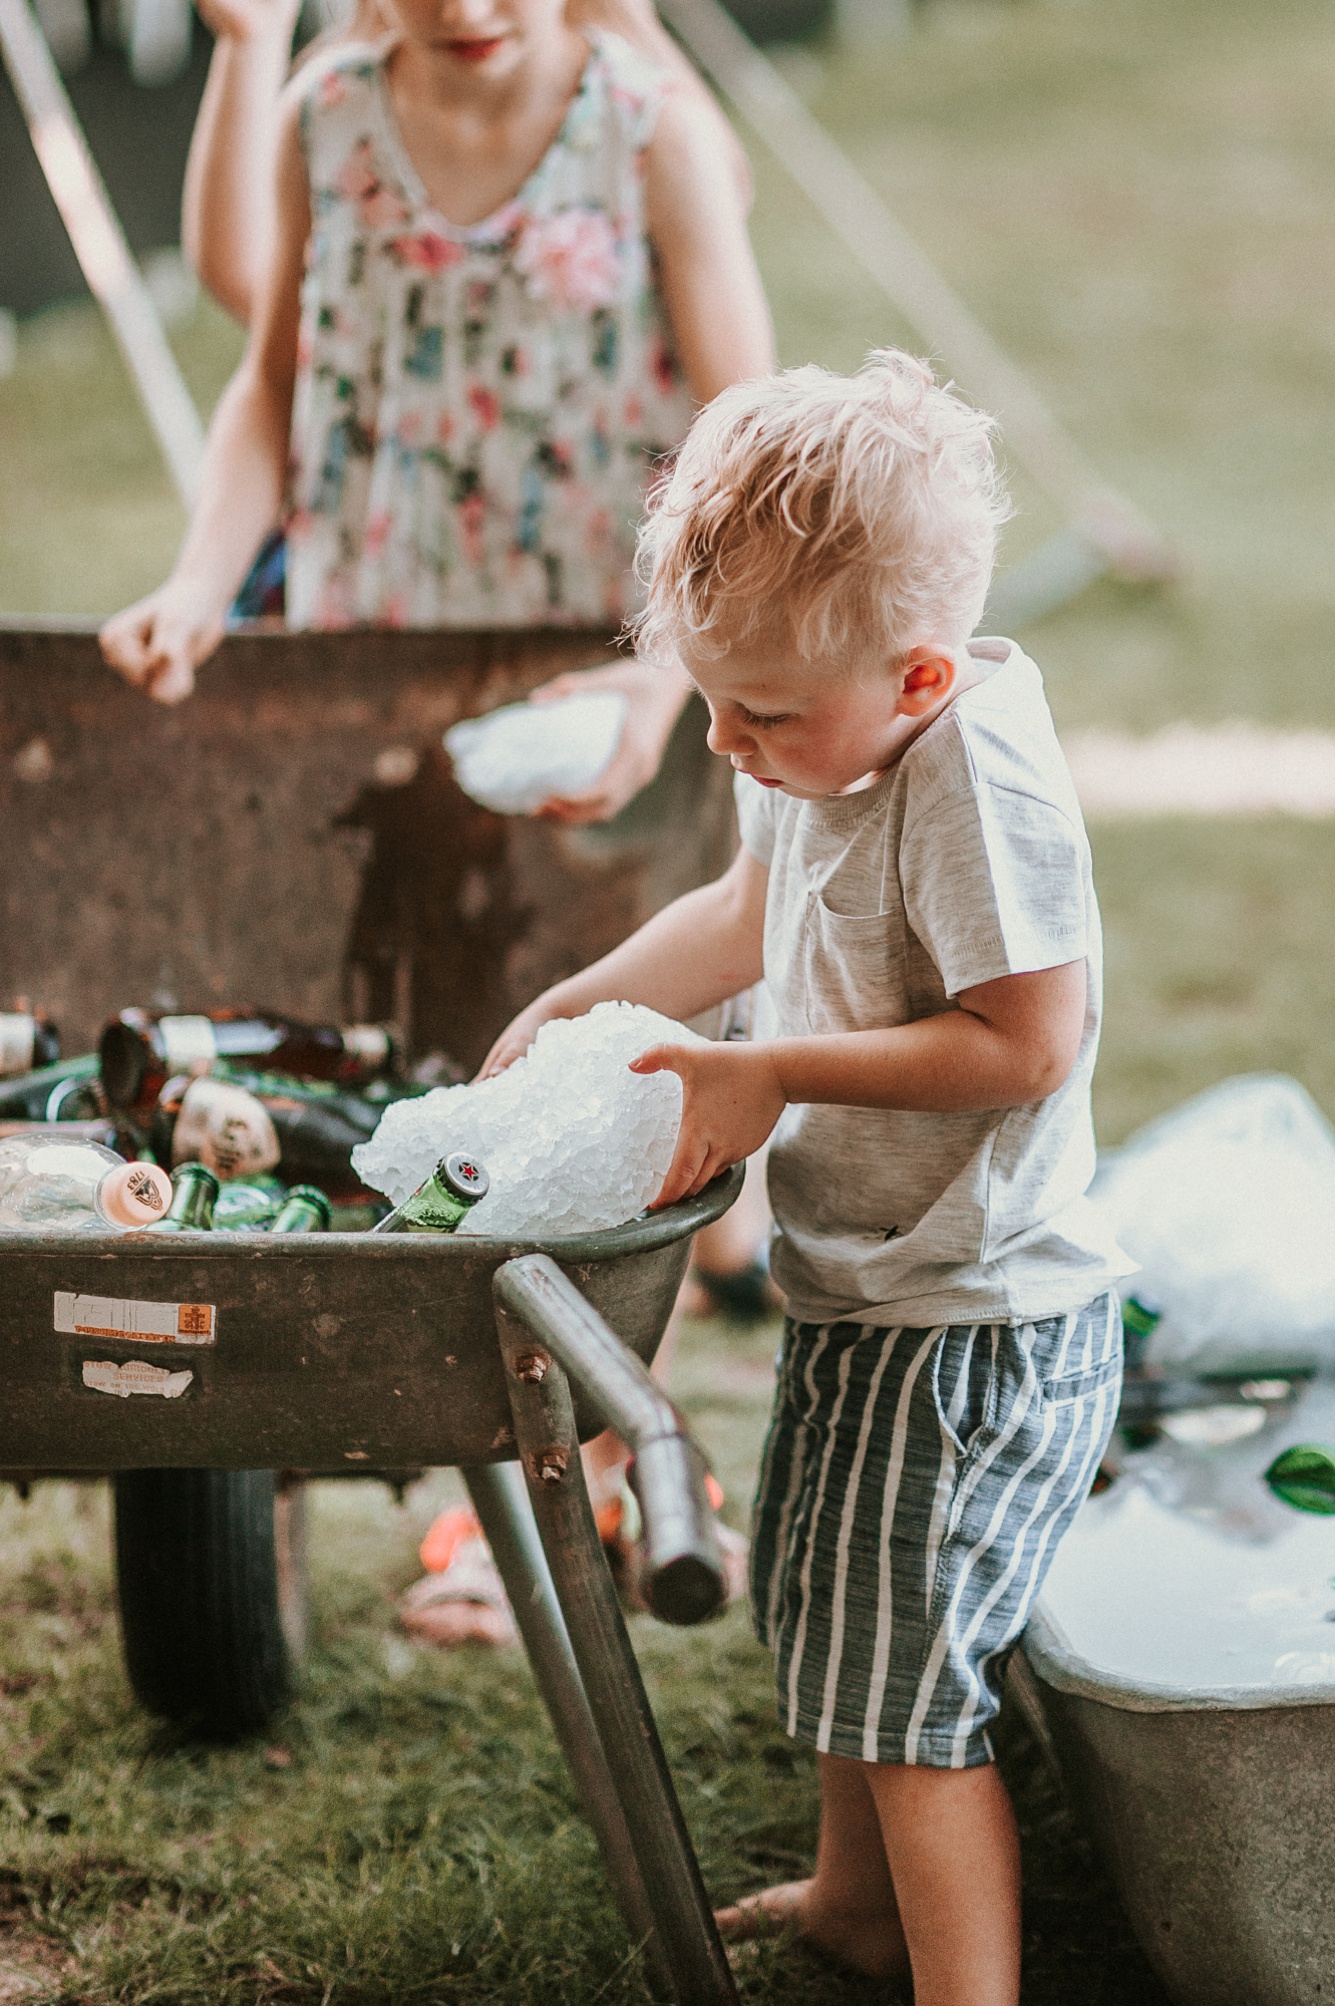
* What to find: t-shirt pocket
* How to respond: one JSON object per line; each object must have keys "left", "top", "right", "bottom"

{"left": 801, "top": 895, "right": 900, "bottom": 1035}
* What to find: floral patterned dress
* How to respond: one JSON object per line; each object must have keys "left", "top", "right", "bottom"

{"left": 285, "top": 33, "right": 694, "bottom": 630}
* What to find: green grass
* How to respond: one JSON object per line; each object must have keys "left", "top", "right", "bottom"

{"left": 0, "top": 1312, "right": 1165, "bottom": 2005}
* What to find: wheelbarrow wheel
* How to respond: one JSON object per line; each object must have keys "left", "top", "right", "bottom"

{"left": 113, "top": 1470, "right": 307, "bottom": 1739}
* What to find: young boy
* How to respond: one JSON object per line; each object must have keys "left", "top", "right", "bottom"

{"left": 484, "top": 349, "right": 1131, "bottom": 2005}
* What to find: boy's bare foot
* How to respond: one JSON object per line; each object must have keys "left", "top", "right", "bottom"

{"left": 715, "top": 1879, "right": 908, "bottom": 1980}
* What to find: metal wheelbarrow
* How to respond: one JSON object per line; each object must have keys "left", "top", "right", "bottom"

{"left": 0, "top": 1169, "right": 744, "bottom": 2005}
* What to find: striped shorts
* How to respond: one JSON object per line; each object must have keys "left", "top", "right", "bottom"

{"left": 750, "top": 1292, "right": 1122, "bottom": 1769}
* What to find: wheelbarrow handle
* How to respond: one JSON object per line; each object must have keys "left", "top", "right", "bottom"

{"left": 492, "top": 1253, "right": 726, "bottom": 1626}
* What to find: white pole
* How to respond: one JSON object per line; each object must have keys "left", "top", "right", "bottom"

{"left": 0, "top": 0, "right": 205, "bottom": 506}
{"left": 659, "top": 0, "right": 1173, "bottom": 581}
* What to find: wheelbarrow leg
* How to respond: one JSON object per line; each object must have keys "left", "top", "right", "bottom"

{"left": 495, "top": 1304, "right": 738, "bottom": 2006}
{"left": 462, "top": 1460, "right": 672, "bottom": 2000}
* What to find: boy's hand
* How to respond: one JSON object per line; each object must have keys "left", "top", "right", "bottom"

{"left": 477, "top": 996, "right": 571, "bottom": 1080}
{"left": 631, "top": 1040, "right": 786, "bottom": 1208}
{"left": 100, "top": 579, "right": 224, "bottom": 705}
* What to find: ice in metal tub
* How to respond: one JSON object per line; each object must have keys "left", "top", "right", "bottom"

{"left": 1021, "top": 1382, "right": 1335, "bottom": 2006}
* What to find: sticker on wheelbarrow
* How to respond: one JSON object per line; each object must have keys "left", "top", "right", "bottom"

{"left": 81, "top": 1359, "right": 194, "bottom": 1400}
{"left": 54, "top": 1291, "right": 217, "bottom": 1344}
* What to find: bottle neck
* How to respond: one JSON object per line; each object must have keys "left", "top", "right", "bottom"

{"left": 402, "top": 1174, "right": 470, "bottom": 1231}
{"left": 162, "top": 1166, "right": 218, "bottom": 1231}
{"left": 270, "top": 1189, "right": 330, "bottom": 1232}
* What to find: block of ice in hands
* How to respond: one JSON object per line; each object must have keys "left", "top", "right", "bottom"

{"left": 350, "top": 1001, "right": 704, "bottom": 1237}
{"left": 444, "top": 689, "right": 628, "bottom": 815}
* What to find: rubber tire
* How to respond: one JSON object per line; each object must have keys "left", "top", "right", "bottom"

{"left": 113, "top": 1470, "right": 307, "bottom": 1739}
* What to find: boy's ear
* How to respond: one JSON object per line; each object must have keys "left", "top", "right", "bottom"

{"left": 895, "top": 649, "right": 957, "bottom": 717}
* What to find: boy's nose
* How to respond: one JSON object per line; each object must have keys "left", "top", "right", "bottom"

{"left": 706, "top": 705, "right": 751, "bottom": 758}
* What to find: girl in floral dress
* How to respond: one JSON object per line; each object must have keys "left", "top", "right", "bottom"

{"left": 100, "top": 0, "right": 773, "bottom": 697}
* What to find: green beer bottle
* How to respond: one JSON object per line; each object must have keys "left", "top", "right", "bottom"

{"left": 270, "top": 1185, "right": 332, "bottom": 1233}
{"left": 214, "top": 1175, "right": 288, "bottom": 1231}
{"left": 1121, "top": 1292, "right": 1163, "bottom": 1371}
{"left": 148, "top": 1161, "right": 219, "bottom": 1233}
{"left": 372, "top": 1154, "right": 488, "bottom": 1234}
{"left": 1264, "top": 1444, "right": 1335, "bottom": 1515}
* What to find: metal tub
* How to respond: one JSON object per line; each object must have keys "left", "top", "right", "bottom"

{"left": 1021, "top": 1383, "right": 1335, "bottom": 2006}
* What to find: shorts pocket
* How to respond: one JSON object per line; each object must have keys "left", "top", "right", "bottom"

{"left": 1041, "top": 1349, "right": 1123, "bottom": 1405}
{"left": 931, "top": 1330, "right": 996, "bottom": 1459}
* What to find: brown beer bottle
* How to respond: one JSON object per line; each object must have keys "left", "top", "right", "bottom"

{"left": 100, "top": 1007, "right": 398, "bottom": 1114}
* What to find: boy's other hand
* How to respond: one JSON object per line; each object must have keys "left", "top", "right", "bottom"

{"left": 99, "top": 581, "right": 223, "bottom": 705}
{"left": 631, "top": 1040, "right": 786, "bottom": 1208}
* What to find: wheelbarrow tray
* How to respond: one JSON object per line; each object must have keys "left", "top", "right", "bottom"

{"left": 0, "top": 1195, "right": 721, "bottom": 1472}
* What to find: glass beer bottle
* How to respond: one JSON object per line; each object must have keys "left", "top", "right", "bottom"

{"left": 372, "top": 1155, "right": 489, "bottom": 1234}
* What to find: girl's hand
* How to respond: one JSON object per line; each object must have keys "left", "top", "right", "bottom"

{"left": 528, "top": 658, "right": 693, "bottom": 825}
{"left": 99, "top": 580, "right": 225, "bottom": 705}
{"left": 631, "top": 1040, "right": 786, "bottom": 1209}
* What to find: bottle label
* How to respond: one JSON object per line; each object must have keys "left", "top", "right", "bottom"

{"left": 55, "top": 1290, "right": 217, "bottom": 1344}
{"left": 0, "top": 1014, "right": 35, "bottom": 1077}
{"left": 81, "top": 1359, "right": 194, "bottom": 1399}
{"left": 160, "top": 1015, "right": 219, "bottom": 1071}
{"left": 341, "top": 1025, "right": 392, "bottom": 1066}
{"left": 401, "top": 1197, "right": 467, "bottom": 1232}
{"left": 174, "top": 1078, "right": 281, "bottom": 1179}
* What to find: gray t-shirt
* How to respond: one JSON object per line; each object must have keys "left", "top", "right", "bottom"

{"left": 736, "top": 638, "right": 1132, "bottom": 1327}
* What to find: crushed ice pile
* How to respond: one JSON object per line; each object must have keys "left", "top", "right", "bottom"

{"left": 351, "top": 1002, "right": 703, "bottom": 1237}
{"left": 444, "top": 690, "right": 628, "bottom": 815}
{"left": 1092, "top": 1073, "right": 1335, "bottom": 1374}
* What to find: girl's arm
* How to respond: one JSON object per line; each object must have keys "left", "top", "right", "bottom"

{"left": 183, "top": 0, "right": 304, "bottom": 324}
{"left": 635, "top": 961, "right": 1091, "bottom": 1206}
{"left": 644, "top": 84, "right": 775, "bottom": 403}
{"left": 480, "top": 845, "right": 769, "bottom": 1074}
{"left": 527, "top": 82, "right": 773, "bottom": 820}
{"left": 99, "top": 97, "right": 310, "bottom": 704}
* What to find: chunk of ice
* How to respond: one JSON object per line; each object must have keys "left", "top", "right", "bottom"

{"left": 444, "top": 690, "right": 628, "bottom": 815}
{"left": 351, "top": 1001, "right": 703, "bottom": 1237}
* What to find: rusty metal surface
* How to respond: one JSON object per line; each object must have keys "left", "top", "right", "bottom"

{"left": 0, "top": 1168, "right": 741, "bottom": 1472}
{"left": 0, "top": 626, "right": 736, "bottom": 1073}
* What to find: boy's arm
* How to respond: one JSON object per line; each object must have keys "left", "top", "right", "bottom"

{"left": 480, "top": 845, "right": 768, "bottom": 1074}
{"left": 636, "top": 960, "right": 1089, "bottom": 1207}
{"left": 99, "top": 97, "right": 310, "bottom": 705}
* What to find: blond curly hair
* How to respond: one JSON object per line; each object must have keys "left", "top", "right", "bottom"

{"left": 634, "top": 349, "right": 1011, "bottom": 672}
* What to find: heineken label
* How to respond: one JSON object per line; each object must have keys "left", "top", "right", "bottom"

{"left": 160, "top": 1015, "right": 219, "bottom": 1071}
{"left": 174, "top": 1077, "right": 280, "bottom": 1179}
{"left": 0, "top": 1013, "right": 35, "bottom": 1077}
